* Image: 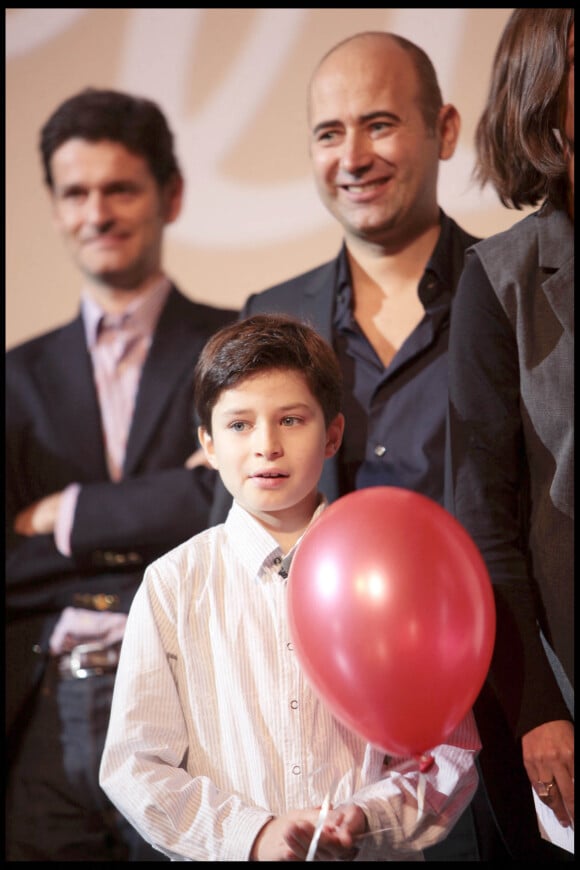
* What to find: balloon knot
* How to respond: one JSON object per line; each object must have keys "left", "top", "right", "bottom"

{"left": 417, "top": 753, "right": 434, "bottom": 773}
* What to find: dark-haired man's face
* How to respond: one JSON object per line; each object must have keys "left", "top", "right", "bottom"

{"left": 49, "top": 138, "right": 182, "bottom": 293}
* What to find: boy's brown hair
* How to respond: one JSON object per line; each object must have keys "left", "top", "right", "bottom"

{"left": 194, "top": 313, "right": 343, "bottom": 434}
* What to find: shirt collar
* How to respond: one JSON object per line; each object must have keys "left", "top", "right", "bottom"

{"left": 425, "top": 209, "right": 452, "bottom": 287}
{"left": 224, "top": 497, "right": 328, "bottom": 582}
{"left": 81, "top": 277, "right": 172, "bottom": 350}
{"left": 334, "top": 210, "right": 454, "bottom": 317}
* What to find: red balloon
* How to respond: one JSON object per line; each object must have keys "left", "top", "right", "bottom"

{"left": 287, "top": 487, "right": 495, "bottom": 757}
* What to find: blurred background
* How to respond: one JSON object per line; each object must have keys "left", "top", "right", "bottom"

{"left": 6, "top": 8, "right": 525, "bottom": 349}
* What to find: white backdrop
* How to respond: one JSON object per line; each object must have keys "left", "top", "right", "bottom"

{"left": 6, "top": 8, "right": 523, "bottom": 349}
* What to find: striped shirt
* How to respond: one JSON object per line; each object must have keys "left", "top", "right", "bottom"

{"left": 83, "top": 278, "right": 171, "bottom": 481}
{"left": 100, "top": 499, "right": 481, "bottom": 861}
{"left": 54, "top": 279, "right": 171, "bottom": 555}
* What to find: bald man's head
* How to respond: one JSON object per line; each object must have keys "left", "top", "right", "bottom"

{"left": 308, "top": 31, "right": 443, "bottom": 134}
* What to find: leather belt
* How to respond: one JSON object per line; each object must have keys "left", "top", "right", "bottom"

{"left": 58, "top": 642, "right": 121, "bottom": 680}
{"left": 73, "top": 592, "right": 120, "bottom": 611}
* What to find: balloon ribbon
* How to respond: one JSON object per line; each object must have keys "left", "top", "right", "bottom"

{"left": 306, "top": 792, "right": 331, "bottom": 861}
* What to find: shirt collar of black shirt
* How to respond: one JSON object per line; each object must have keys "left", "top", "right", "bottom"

{"left": 334, "top": 208, "right": 455, "bottom": 326}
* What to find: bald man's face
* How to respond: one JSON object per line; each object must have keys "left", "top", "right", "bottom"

{"left": 308, "top": 36, "right": 455, "bottom": 248}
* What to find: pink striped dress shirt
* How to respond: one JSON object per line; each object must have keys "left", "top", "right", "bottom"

{"left": 54, "top": 278, "right": 171, "bottom": 555}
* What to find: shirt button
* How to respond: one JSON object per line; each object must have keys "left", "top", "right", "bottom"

{"left": 374, "top": 444, "right": 386, "bottom": 457}
{"left": 286, "top": 641, "right": 294, "bottom": 651}
{"left": 273, "top": 556, "right": 282, "bottom": 566}
{"left": 292, "top": 765, "right": 301, "bottom": 775}
{"left": 290, "top": 699, "right": 299, "bottom": 709}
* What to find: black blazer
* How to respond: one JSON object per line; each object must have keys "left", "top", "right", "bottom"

{"left": 5, "top": 286, "right": 236, "bottom": 742}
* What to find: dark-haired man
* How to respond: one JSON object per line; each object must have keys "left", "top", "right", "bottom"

{"left": 6, "top": 88, "right": 236, "bottom": 861}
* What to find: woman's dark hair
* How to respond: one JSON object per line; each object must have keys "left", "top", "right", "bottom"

{"left": 474, "top": 8, "right": 574, "bottom": 209}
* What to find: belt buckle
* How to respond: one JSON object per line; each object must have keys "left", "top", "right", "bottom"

{"left": 72, "top": 593, "right": 119, "bottom": 611}
{"left": 69, "top": 641, "right": 119, "bottom": 679}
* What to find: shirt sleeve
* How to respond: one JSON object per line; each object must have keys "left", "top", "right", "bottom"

{"left": 99, "top": 564, "right": 273, "bottom": 862}
{"left": 350, "top": 713, "right": 480, "bottom": 860}
{"left": 54, "top": 482, "right": 81, "bottom": 557}
{"left": 445, "top": 251, "right": 568, "bottom": 737}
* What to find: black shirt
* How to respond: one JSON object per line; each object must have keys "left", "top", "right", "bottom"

{"left": 335, "top": 211, "right": 477, "bottom": 504}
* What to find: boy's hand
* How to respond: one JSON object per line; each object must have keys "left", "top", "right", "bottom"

{"left": 250, "top": 804, "right": 366, "bottom": 861}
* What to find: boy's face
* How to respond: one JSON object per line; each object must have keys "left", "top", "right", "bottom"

{"left": 199, "top": 368, "right": 343, "bottom": 532}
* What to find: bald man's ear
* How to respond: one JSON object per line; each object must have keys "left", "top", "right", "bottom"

{"left": 438, "top": 104, "right": 461, "bottom": 161}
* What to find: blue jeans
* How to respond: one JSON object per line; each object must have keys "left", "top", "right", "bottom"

{"left": 6, "top": 658, "right": 167, "bottom": 861}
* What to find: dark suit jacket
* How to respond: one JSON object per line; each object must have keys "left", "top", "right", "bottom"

{"left": 5, "top": 286, "right": 236, "bottom": 744}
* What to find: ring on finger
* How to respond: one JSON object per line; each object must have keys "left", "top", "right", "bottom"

{"left": 534, "top": 779, "right": 556, "bottom": 799}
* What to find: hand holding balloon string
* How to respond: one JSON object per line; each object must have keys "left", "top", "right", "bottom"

{"left": 304, "top": 757, "right": 432, "bottom": 860}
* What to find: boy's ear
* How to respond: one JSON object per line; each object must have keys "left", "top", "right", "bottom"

{"left": 325, "top": 413, "right": 345, "bottom": 458}
{"left": 198, "top": 426, "right": 219, "bottom": 469}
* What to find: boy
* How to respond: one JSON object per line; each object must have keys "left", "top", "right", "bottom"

{"left": 100, "top": 313, "right": 480, "bottom": 861}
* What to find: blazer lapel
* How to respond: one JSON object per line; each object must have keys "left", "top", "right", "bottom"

{"left": 538, "top": 206, "right": 574, "bottom": 334}
{"left": 35, "top": 317, "right": 109, "bottom": 477}
{"left": 296, "top": 259, "right": 338, "bottom": 344}
{"left": 123, "top": 288, "right": 201, "bottom": 474}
